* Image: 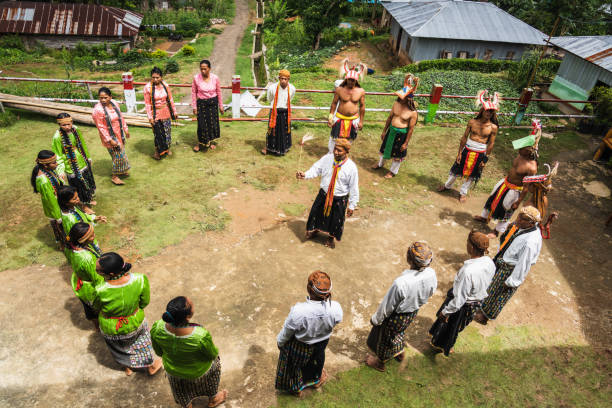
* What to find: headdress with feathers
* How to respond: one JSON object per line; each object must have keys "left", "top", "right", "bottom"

{"left": 476, "top": 89, "right": 500, "bottom": 111}
{"left": 339, "top": 58, "right": 367, "bottom": 82}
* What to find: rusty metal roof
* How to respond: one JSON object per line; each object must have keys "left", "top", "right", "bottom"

{"left": 0, "top": 1, "right": 142, "bottom": 38}
{"left": 550, "top": 36, "right": 612, "bottom": 72}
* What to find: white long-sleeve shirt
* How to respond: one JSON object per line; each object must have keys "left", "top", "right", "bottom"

{"left": 502, "top": 227, "right": 542, "bottom": 288}
{"left": 304, "top": 153, "right": 359, "bottom": 210}
{"left": 442, "top": 256, "right": 495, "bottom": 315}
{"left": 277, "top": 298, "right": 343, "bottom": 346}
{"left": 371, "top": 268, "right": 437, "bottom": 326}
{"left": 266, "top": 82, "right": 296, "bottom": 109}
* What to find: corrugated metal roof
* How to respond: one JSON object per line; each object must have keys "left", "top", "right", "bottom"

{"left": 0, "top": 1, "right": 142, "bottom": 38}
{"left": 550, "top": 36, "right": 612, "bottom": 72}
{"left": 382, "top": 0, "right": 546, "bottom": 45}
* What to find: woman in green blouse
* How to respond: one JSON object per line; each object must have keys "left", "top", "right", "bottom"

{"left": 151, "top": 296, "right": 228, "bottom": 408}
{"left": 65, "top": 222, "right": 104, "bottom": 324}
{"left": 30, "top": 150, "right": 65, "bottom": 249}
{"left": 94, "top": 252, "right": 162, "bottom": 376}
{"left": 58, "top": 185, "right": 107, "bottom": 236}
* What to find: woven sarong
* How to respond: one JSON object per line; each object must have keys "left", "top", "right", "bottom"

{"left": 153, "top": 119, "right": 172, "bottom": 155}
{"left": 167, "top": 357, "right": 221, "bottom": 408}
{"left": 266, "top": 108, "right": 292, "bottom": 155}
{"left": 196, "top": 97, "right": 220, "bottom": 145}
{"left": 101, "top": 320, "right": 154, "bottom": 368}
{"left": 275, "top": 338, "right": 328, "bottom": 394}
{"left": 379, "top": 125, "right": 408, "bottom": 160}
{"left": 330, "top": 113, "right": 358, "bottom": 141}
{"left": 484, "top": 178, "right": 522, "bottom": 221}
{"left": 449, "top": 147, "right": 487, "bottom": 182}
{"left": 49, "top": 219, "right": 65, "bottom": 245}
{"left": 481, "top": 259, "right": 517, "bottom": 320}
{"left": 429, "top": 289, "right": 479, "bottom": 356}
{"left": 67, "top": 167, "right": 96, "bottom": 204}
{"left": 107, "top": 146, "right": 130, "bottom": 176}
{"left": 367, "top": 310, "right": 417, "bottom": 362}
{"left": 306, "top": 189, "right": 349, "bottom": 240}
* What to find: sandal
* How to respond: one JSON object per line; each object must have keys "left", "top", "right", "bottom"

{"left": 313, "top": 368, "right": 328, "bottom": 388}
{"left": 208, "top": 389, "right": 228, "bottom": 407}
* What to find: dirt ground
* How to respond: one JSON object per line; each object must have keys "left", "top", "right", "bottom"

{"left": 178, "top": 0, "right": 250, "bottom": 114}
{"left": 323, "top": 42, "right": 398, "bottom": 75}
{"left": 1, "top": 149, "right": 611, "bottom": 407}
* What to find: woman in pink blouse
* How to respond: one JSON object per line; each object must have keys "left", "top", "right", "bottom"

{"left": 144, "top": 67, "right": 178, "bottom": 160}
{"left": 191, "top": 59, "right": 224, "bottom": 152}
{"left": 91, "top": 87, "right": 130, "bottom": 185}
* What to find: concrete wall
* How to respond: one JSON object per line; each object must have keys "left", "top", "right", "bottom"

{"left": 408, "top": 37, "right": 528, "bottom": 62}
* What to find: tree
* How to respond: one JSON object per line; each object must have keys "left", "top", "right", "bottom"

{"left": 298, "top": 1, "right": 349, "bottom": 50}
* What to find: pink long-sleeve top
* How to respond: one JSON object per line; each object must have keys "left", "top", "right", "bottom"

{"left": 191, "top": 73, "right": 222, "bottom": 109}
{"left": 92, "top": 101, "right": 129, "bottom": 148}
{"left": 143, "top": 81, "right": 178, "bottom": 121}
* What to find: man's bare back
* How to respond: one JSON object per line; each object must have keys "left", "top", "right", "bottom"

{"left": 390, "top": 100, "right": 417, "bottom": 129}
{"left": 507, "top": 152, "right": 538, "bottom": 186}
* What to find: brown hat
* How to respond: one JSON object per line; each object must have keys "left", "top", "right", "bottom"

{"left": 407, "top": 241, "right": 433, "bottom": 268}
{"left": 468, "top": 230, "right": 489, "bottom": 254}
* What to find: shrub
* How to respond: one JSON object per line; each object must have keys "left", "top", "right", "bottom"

{"left": 177, "top": 14, "right": 202, "bottom": 37}
{"left": 151, "top": 49, "right": 169, "bottom": 59}
{"left": 165, "top": 60, "right": 180, "bottom": 74}
{"left": 507, "top": 51, "right": 560, "bottom": 89}
{"left": 400, "top": 58, "right": 515, "bottom": 74}
{"left": 591, "top": 86, "right": 612, "bottom": 128}
{"left": 0, "top": 111, "right": 17, "bottom": 128}
{"left": 0, "top": 35, "right": 25, "bottom": 51}
{"left": 209, "top": 27, "right": 223, "bottom": 34}
{"left": 181, "top": 45, "right": 196, "bottom": 56}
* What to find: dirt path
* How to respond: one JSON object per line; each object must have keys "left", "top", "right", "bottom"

{"left": 1, "top": 157, "right": 610, "bottom": 407}
{"left": 178, "top": 0, "right": 250, "bottom": 114}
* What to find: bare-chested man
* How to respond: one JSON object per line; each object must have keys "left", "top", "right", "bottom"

{"left": 438, "top": 90, "right": 499, "bottom": 202}
{"left": 372, "top": 94, "right": 418, "bottom": 178}
{"left": 474, "top": 139, "right": 538, "bottom": 237}
{"left": 327, "top": 67, "right": 366, "bottom": 153}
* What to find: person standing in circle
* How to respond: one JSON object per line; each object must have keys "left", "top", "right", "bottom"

{"left": 31, "top": 150, "right": 65, "bottom": 248}
{"left": 92, "top": 87, "right": 130, "bottom": 185}
{"left": 151, "top": 296, "right": 228, "bottom": 408}
{"left": 191, "top": 59, "right": 223, "bottom": 152}
{"left": 144, "top": 67, "right": 178, "bottom": 160}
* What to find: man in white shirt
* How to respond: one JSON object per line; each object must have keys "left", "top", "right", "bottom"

{"left": 429, "top": 231, "right": 495, "bottom": 356}
{"left": 263, "top": 69, "right": 296, "bottom": 156}
{"left": 475, "top": 206, "right": 543, "bottom": 324}
{"left": 366, "top": 242, "right": 437, "bottom": 372}
{"left": 296, "top": 138, "right": 359, "bottom": 248}
{"left": 275, "top": 271, "right": 343, "bottom": 396}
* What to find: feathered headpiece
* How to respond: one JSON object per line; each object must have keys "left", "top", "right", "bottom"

{"left": 395, "top": 73, "right": 419, "bottom": 99}
{"left": 339, "top": 58, "right": 367, "bottom": 82}
{"left": 476, "top": 90, "right": 500, "bottom": 111}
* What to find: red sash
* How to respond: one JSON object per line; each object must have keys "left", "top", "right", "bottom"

{"left": 323, "top": 158, "right": 348, "bottom": 217}
{"left": 269, "top": 83, "right": 291, "bottom": 133}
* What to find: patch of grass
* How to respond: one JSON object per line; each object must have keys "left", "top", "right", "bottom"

{"left": 236, "top": 24, "right": 256, "bottom": 87}
{"left": 280, "top": 203, "right": 307, "bottom": 217}
{"left": 276, "top": 327, "right": 607, "bottom": 408}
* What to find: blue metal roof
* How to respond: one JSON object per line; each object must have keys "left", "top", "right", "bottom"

{"left": 550, "top": 36, "right": 612, "bottom": 72}
{"left": 382, "top": 0, "right": 546, "bottom": 45}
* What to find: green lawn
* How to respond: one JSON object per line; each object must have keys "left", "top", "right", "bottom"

{"left": 277, "top": 326, "right": 608, "bottom": 408}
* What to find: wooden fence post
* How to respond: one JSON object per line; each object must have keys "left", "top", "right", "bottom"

{"left": 424, "top": 84, "right": 443, "bottom": 124}
{"left": 232, "top": 75, "right": 241, "bottom": 119}
{"left": 513, "top": 88, "right": 533, "bottom": 125}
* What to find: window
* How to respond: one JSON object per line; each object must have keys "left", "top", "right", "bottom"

{"left": 506, "top": 51, "right": 515, "bottom": 60}
{"left": 440, "top": 50, "right": 453, "bottom": 59}
{"left": 458, "top": 51, "right": 468, "bottom": 59}
{"left": 483, "top": 49, "right": 493, "bottom": 61}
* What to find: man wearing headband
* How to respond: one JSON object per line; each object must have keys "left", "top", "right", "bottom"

{"left": 438, "top": 90, "right": 499, "bottom": 202}
{"left": 475, "top": 206, "right": 543, "bottom": 324}
{"left": 474, "top": 128, "right": 538, "bottom": 236}
{"left": 372, "top": 76, "right": 418, "bottom": 179}
{"left": 429, "top": 231, "right": 495, "bottom": 356}
{"left": 262, "top": 69, "right": 296, "bottom": 156}
{"left": 275, "top": 271, "right": 342, "bottom": 396}
{"left": 366, "top": 241, "right": 437, "bottom": 372}
{"left": 327, "top": 63, "right": 366, "bottom": 153}
{"left": 297, "top": 138, "right": 359, "bottom": 248}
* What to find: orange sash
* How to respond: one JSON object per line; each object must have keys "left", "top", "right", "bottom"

{"left": 269, "top": 83, "right": 291, "bottom": 133}
{"left": 323, "top": 158, "right": 348, "bottom": 217}
{"left": 488, "top": 178, "right": 522, "bottom": 222}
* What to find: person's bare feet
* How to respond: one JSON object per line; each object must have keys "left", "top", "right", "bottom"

{"left": 473, "top": 215, "right": 487, "bottom": 223}
{"left": 260, "top": 148, "right": 267, "bottom": 155}
{"left": 365, "top": 354, "right": 385, "bottom": 372}
{"left": 371, "top": 163, "right": 382, "bottom": 170}
{"left": 305, "top": 230, "right": 317, "bottom": 240}
{"left": 209, "top": 144, "right": 216, "bottom": 150}
{"left": 152, "top": 151, "right": 161, "bottom": 160}
{"left": 208, "top": 389, "right": 228, "bottom": 407}
{"left": 193, "top": 144, "right": 200, "bottom": 152}
{"left": 437, "top": 185, "right": 449, "bottom": 192}
{"left": 384, "top": 172, "right": 395, "bottom": 179}
{"left": 111, "top": 176, "right": 125, "bottom": 185}
{"left": 148, "top": 358, "right": 163, "bottom": 375}
{"left": 125, "top": 367, "right": 134, "bottom": 376}
{"left": 313, "top": 368, "right": 328, "bottom": 388}
{"left": 167, "top": 150, "right": 172, "bottom": 156}
{"left": 459, "top": 195, "right": 467, "bottom": 203}
{"left": 324, "top": 237, "right": 336, "bottom": 249}
{"left": 394, "top": 351, "right": 405, "bottom": 362}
